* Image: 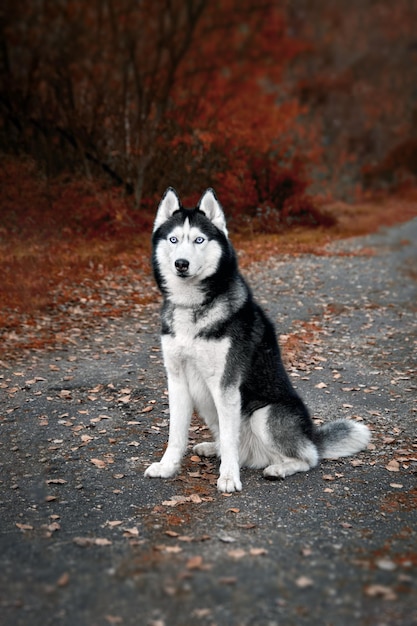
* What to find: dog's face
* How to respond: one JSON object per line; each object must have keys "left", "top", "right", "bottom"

{"left": 153, "top": 188, "right": 227, "bottom": 283}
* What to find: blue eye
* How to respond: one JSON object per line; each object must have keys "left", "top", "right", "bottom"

{"left": 169, "top": 236, "right": 178, "bottom": 244}
{"left": 195, "top": 236, "right": 205, "bottom": 244}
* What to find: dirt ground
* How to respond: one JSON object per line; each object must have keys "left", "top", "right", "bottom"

{"left": 1, "top": 218, "right": 416, "bottom": 626}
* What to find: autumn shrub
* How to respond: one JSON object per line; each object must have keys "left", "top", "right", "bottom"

{"left": 362, "top": 139, "right": 417, "bottom": 191}
{"left": 0, "top": 155, "right": 154, "bottom": 240}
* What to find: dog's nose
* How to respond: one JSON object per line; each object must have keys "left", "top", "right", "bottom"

{"left": 175, "top": 258, "right": 189, "bottom": 273}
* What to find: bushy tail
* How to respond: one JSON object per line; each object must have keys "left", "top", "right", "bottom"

{"left": 314, "top": 419, "right": 371, "bottom": 459}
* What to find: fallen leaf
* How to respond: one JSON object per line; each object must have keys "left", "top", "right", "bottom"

{"left": 73, "top": 536, "right": 112, "bottom": 547}
{"left": 249, "top": 548, "right": 268, "bottom": 556}
{"left": 364, "top": 584, "right": 397, "bottom": 601}
{"left": 315, "top": 382, "right": 327, "bottom": 389}
{"left": 45, "top": 478, "right": 67, "bottom": 484}
{"left": 90, "top": 458, "right": 106, "bottom": 469}
{"left": 385, "top": 460, "right": 400, "bottom": 472}
{"left": 218, "top": 577, "right": 237, "bottom": 585}
{"left": 218, "top": 534, "right": 237, "bottom": 543}
{"left": 186, "top": 555, "right": 204, "bottom": 570}
{"left": 57, "top": 572, "right": 70, "bottom": 587}
{"left": 192, "top": 609, "right": 212, "bottom": 619}
{"left": 93, "top": 538, "right": 112, "bottom": 546}
{"left": 376, "top": 558, "right": 397, "bottom": 571}
{"left": 165, "top": 530, "right": 179, "bottom": 538}
{"left": 164, "top": 545, "right": 182, "bottom": 554}
{"left": 16, "top": 523, "right": 33, "bottom": 531}
{"left": 295, "top": 576, "right": 314, "bottom": 588}
{"left": 123, "top": 527, "right": 139, "bottom": 537}
{"left": 189, "top": 494, "right": 202, "bottom": 504}
{"left": 227, "top": 549, "right": 246, "bottom": 559}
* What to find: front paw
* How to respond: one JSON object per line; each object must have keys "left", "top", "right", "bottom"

{"left": 144, "top": 461, "right": 178, "bottom": 479}
{"left": 217, "top": 473, "right": 242, "bottom": 493}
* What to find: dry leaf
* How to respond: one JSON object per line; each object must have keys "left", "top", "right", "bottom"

{"left": 385, "top": 460, "right": 400, "bottom": 472}
{"left": 123, "top": 527, "right": 139, "bottom": 537}
{"left": 315, "top": 382, "right": 327, "bottom": 389}
{"left": 189, "top": 494, "right": 202, "bottom": 504}
{"left": 73, "top": 536, "right": 112, "bottom": 547}
{"left": 364, "top": 584, "right": 397, "bottom": 601}
{"left": 165, "top": 530, "right": 179, "bottom": 538}
{"left": 164, "top": 545, "right": 182, "bottom": 554}
{"left": 57, "top": 572, "right": 70, "bottom": 587}
{"left": 16, "top": 523, "right": 33, "bottom": 531}
{"left": 90, "top": 458, "right": 106, "bottom": 468}
{"left": 227, "top": 549, "right": 246, "bottom": 559}
{"left": 94, "top": 538, "right": 112, "bottom": 546}
{"left": 218, "top": 577, "right": 237, "bottom": 585}
{"left": 186, "top": 555, "right": 204, "bottom": 570}
{"left": 46, "top": 478, "right": 67, "bottom": 484}
{"left": 295, "top": 576, "right": 314, "bottom": 588}
{"left": 249, "top": 548, "right": 268, "bottom": 556}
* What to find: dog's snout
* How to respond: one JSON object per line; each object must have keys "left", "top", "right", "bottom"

{"left": 175, "top": 258, "right": 189, "bottom": 273}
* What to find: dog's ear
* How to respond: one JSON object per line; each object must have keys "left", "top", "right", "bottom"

{"left": 198, "top": 188, "right": 228, "bottom": 235}
{"left": 154, "top": 188, "right": 181, "bottom": 232}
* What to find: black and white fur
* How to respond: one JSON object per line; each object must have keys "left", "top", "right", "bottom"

{"left": 144, "top": 188, "right": 371, "bottom": 492}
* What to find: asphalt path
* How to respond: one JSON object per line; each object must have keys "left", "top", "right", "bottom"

{"left": 1, "top": 218, "right": 416, "bottom": 626}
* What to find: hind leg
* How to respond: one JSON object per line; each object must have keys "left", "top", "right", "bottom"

{"left": 263, "top": 401, "right": 319, "bottom": 479}
{"left": 263, "top": 441, "right": 318, "bottom": 479}
{"left": 193, "top": 441, "right": 218, "bottom": 457}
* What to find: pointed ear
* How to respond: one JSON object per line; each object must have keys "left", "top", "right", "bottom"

{"left": 153, "top": 187, "right": 181, "bottom": 232}
{"left": 198, "top": 188, "right": 228, "bottom": 235}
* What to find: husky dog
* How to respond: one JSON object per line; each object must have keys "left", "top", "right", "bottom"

{"left": 144, "top": 188, "right": 371, "bottom": 492}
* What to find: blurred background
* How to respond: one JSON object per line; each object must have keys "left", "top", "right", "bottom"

{"left": 1, "top": 0, "right": 416, "bottom": 235}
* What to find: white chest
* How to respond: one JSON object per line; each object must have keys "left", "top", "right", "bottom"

{"left": 161, "top": 307, "right": 230, "bottom": 381}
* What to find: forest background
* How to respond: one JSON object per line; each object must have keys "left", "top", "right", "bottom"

{"left": 1, "top": 0, "right": 417, "bottom": 357}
